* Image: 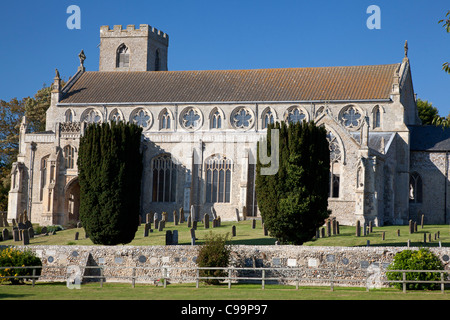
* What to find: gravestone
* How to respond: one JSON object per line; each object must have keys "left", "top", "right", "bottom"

{"left": 146, "top": 212, "right": 153, "bottom": 224}
{"left": 263, "top": 224, "right": 268, "bottom": 236}
{"left": 190, "top": 228, "right": 196, "bottom": 245}
{"left": 158, "top": 220, "right": 165, "bottom": 231}
{"left": 356, "top": 220, "right": 361, "bottom": 237}
{"left": 165, "top": 230, "right": 173, "bottom": 245}
{"left": 204, "top": 213, "right": 210, "bottom": 229}
{"left": 12, "top": 228, "right": 19, "bottom": 242}
{"left": 211, "top": 207, "right": 217, "bottom": 220}
{"left": 397, "top": 229, "right": 400, "bottom": 237}
{"left": 232, "top": 225, "right": 236, "bottom": 237}
{"left": 28, "top": 227, "right": 34, "bottom": 239}
{"left": 74, "top": 232, "right": 79, "bottom": 240}
{"left": 21, "top": 229, "right": 29, "bottom": 245}
{"left": 143, "top": 223, "right": 150, "bottom": 237}
{"left": 2, "top": 228, "right": 9, "bottom": 241}
{"left": 187, "top": 216, "right": 192, "bottom": 228}
{"left": 162, "top": 212, "right": 168, "bottom": 222}
{"left": 172, "top": 230, "right": 178, "bottom": 245}
{"left": 252, "top": 219, "right": 256, "bottom": 229}
{"left": 409, "top": 220, "right": 413, "bottom": 234}
{"left": 381, "top": 231, "right": 385, "bottom": 240}
{"left": 235, "top": 208, "right": 240, "bottom": 222}
{"left": 154, "top": 218, "right": 159, "bottom": 230}
{"left": 41, "top": 226, "right": 48, "bottom": 235}
{"left": 369, "top": 221, "right": 373, "bottom": 233}
{"left": 173, "top": 210, "right": 178, "bottom": 225}
{"left": 190, "top": 205, "right": 195, "bottom": 222}
{"left": 421, "top": 214, "right": 424, "bottom": 229}
{"left": 192, "top": 220, "right": 197, "bottom": 230}
{"left": 321, "top": 227, "right": 325, "bottom": 238}
{"left": 179, "top": 208, "right": 185, "bottom": 223}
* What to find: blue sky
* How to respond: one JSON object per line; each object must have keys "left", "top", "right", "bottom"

{"left": 1, "top": 1, "right": 449, "bottom": 115}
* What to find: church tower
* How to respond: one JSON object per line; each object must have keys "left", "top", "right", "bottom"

{"left": 99, "top": 24, "right": 169, "bottom": 72}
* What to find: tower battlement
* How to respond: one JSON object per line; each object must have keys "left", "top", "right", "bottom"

{"left": 99, "top": 23, "right": 169, "bottom": 72}
{"left": 100, "top": 24, "right": 169, "bottom": 46}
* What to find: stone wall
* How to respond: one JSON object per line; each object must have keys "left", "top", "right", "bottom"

{"left": 6, "top": 245, "right": 450, "bottom": 288}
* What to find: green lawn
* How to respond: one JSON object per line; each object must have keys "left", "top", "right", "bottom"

{"left": 1, "top": 282, "right": 450, "bottom": 300}
{"left": 1, "top": 219, "right": 450, "bottom": 247}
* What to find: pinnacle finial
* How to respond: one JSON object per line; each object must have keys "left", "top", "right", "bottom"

{"left": 55, "top": 68, "right": 60, "bottom": 79}
{"left": 404, "top": 40, "right": 408, "bottom": 58}
{"left": 78, "top": 50, "right": 86, "bottom": 66}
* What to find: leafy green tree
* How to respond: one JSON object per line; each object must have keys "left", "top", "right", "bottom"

{"left": 256, "top": 121, "right": 331, "bottom": 245}
{"left": 416, "top": 98, "right": 439, "bottom": 125}
{"left": 77, "top": 121, "right": 143, "bottom": 245}
{"left": 439, "top": 10, "right": 450, "bottom": 74}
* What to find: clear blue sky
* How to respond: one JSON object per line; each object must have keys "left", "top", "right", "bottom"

{"left": 1, "top": 0, "right": 449, "bottom": 115}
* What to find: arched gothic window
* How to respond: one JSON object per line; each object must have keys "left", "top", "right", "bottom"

{"left": 409, "top": 172, "right": 423, "bottom": 203}
{"left": 131, "top": 108, "right": 152, "bottom": 129}
{"left": 64, "top": 145, "right": 75, "bottom": 169}
{"left": 159, "top": 109, "right": 172, "bottom": 130}
{"left": 40, "top": 155, "right": 49, "bottom": 201}
{"left": 152, "top": 154, "right": 177, "bottom": 203}
{"left": 116, "top": 44, "right": 130, "bottom": 68}
{"left": 340, "top": 105, "right": 362, "bottom": 129}
{"left": 231, "top": 107, "right": 254, "bottom": 129}
{"left": 261, "top": 108, "right": 275, "bottom": 129}
{"left": 211, "top": 109, "right": 222, "bottom": 129}
{"left": 109, "top": 109, "right": 123, "bottom": 123}
{"left": 373, "top": 105, "right": 381, "bottom": 129}
{"left": 205, "top": 154, "right": 232, "bottom": 203}
{"left": 181, "top": 107, "right": 201, "bottom": 130}
{"left": 65, "top": 109, "right": 74, "bottom": 123}
{"left": 326, "top": 130, "right": 341, "bottom": 198}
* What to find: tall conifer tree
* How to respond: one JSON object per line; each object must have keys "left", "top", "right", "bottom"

{"left": 256, "top": 121, "right": 330, "bottom": 244}
{"left": 77, "top": 121, "right": 143, "bottom": 245}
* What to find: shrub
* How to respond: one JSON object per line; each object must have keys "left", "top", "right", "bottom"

{"left": 386, "top": 248, "right": 445, "bottom": 290}
{"left": 0, "top": 248, "right": 42, "bottom": 284}
{"left": 196, "top": 232, "right": 231, "bottom": 285}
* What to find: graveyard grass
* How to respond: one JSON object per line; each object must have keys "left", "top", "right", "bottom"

{"left": 1, "top": 219, "right": 450, "bottom": 247}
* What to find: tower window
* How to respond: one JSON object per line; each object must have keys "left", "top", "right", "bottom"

{"left": 116, "top": 44, "right": 130, "bottom": 68}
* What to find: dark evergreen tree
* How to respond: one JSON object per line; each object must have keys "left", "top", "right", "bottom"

{"left": 77, "top": 121, "right": 143, "bottom": 245}
{"left": 256, "top": 121, "right": 330, "bottom": 245}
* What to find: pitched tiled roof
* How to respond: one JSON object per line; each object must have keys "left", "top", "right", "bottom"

{"left": 59, "top": 64, "right": 400, "bottom": 104}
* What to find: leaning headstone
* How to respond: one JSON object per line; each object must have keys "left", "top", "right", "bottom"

{"left": 235, "top": 208, "right": 240, "bottom": 222}
{"left": 21, "top": 229, "right": 29, "bottom": 245}
{"left": 143, "top": 223, "right": 150, "bottom": 237}
{"left": 165, "top": 230, "right": 173, "bottom": 245}
{"left": 158, "top": 220, "right": 165, "bottom": 231}
{"left": 381, "top": 231, "right": 385, "bottom": 240}
{"left": 172, "top": 230, "right": 178, "bottom": 245}
{"left": 211, "top": 207, "right": 217, "bottom": 220}
{"left": 232, "top": 225, "right": 236, "bottom": 237}
{"left": 2, "top": 228, "right": 9, "bottom": 241}
{"left": 204, "top": 213, "right": 210, "bottom": 229}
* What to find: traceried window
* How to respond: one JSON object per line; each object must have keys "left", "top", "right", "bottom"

{"left": 152, "top": 154, "right": 177, "bottom": 203}
{"left": 65, "top": 109, "right": 74, "bottom": 123}
{"left": 160, "top": 109, "right": 172, "bottom": 130}
{"left": 286, "top": 106, "right": 307, "bottom": 124}
{"left": 81, "top": 108, "right": 102, "bottom": 124}
{"left": 109, "top": 109, "right": 123, "bottom": 123}
{"left": 116, "top": 44, "right": 130, "bottom": 68}
{"left": 40, "top": 156, "right": 49, "bottom": 201}
{"left": 205, "top": 154, "right": 232, "bottom": 203}
{"left": 64, "top": 145, "right": 75, "bottom": 169}
{"left": 231, "top": 107, "right": 254, "bottom": 129}
{"left": 131, "top": 108, "right": 152, "bottom": 129}
{"left": 181, "top": 107, "right": 201, "bottom": 130}
{"left": 211, "top": 109, "right": 222, "bottom": 129}
{"left": 340, "top": 105, "right": 362, "bottom": 129}
{"left": 261, "top": 108, "right": 275, "bottom": 129}
{"left": 326, "top": 130, "right": 341, "bottom": 198}
{"left": 373, "top": 105, "right": 381, "bottom": 129}
{"left": 409, "top": 172, "right": 423, "bottom": 203}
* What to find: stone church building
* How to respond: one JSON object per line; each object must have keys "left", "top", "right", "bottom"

{"left": 7, "top": 24, "right": 450, "bottom": 227}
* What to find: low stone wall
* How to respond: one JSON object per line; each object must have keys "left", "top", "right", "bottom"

{"left": 4, "top": 245, "right": 450, "bottom": 287}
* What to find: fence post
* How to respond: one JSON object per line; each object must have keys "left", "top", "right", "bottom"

{"left": 32, "top": 268, "right": 36, "bottom": 287}
{"left": 228, "top": 268, "right": 231, "bottom": 289}
{"left": 402, "top": 272, "right": 406, "bottom": 293}
{"left": 132, "top": 267, "right": 136, "bottom": 288}
{"left": 163, "top": 267, "right": 167, "bottom": 288}
{"left": 100, "top": 267, "right": 104, "bottom": 288}
{"left": 196, "top": 268, "right": 199, "bottom": 289}
{"left": 262, "top": 269, "right": 265, "bottom": 290}
{"left": 441, "top": 271, "right": 445, "bottom": 294}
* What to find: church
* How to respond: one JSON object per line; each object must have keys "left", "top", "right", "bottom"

{"left": 7, "top": 24, "right": 450, "bottom": 227}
